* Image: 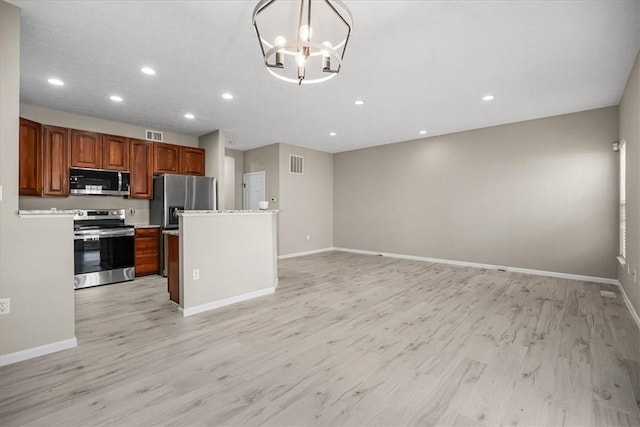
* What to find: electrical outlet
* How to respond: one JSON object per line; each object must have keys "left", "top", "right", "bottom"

{"left": 129, "top": 208, "right": 136, "bottom": 215}
{"left": 0, "top": 298, "right": 10, "bottom": 314}
{"left": 193, "top": 269, "right": 200, "bottom": 280}
{"left": 306, "top": 234, "right": 310, "bottom": 241}
{"left": 600, "top": 290, "right": 617, "bottom": 299}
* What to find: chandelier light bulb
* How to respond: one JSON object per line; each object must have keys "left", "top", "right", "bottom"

{"left": 274, "top": 36, "right": 287, "bottom": 67}
{"left": 299, "top": 25, "right": 312, "bottom": 41}
{"left": 296, "top": 52, "right": 307, "bottom": 67}
{"left": 321, "top": 41, "right": 332, "bottom": 70}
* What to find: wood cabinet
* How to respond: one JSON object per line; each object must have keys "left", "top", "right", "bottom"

{"left": 42, "top": 125, "right": 70, "bottom": 196}
{"left": 167, "top": 233, "right": 180, "bottom": 303}
{"left": 135, "top": 227, "right": 160, "bottom": 277}
{"left": 71, "top": 130, "right": 102, "bottom": 169}
{"left": 180, "top": 146, "right": 205, "bottom": 176}
{"left": 129, "top": 139, "right": 153, "bottom": 199}
{"left": 154, "top": 143, "right": 181, "bottom": 174}
{"left": 102, "top": 134, "right": 129, "bottom": 171}
{"left": 19, "top": 118, "right": 43, "bottom": 196}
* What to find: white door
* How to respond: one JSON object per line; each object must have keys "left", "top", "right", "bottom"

{"left": 243, "top": 171, "right": 266, "bottom": 210}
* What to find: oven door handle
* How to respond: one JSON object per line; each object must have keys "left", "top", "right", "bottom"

{"left": 74, "top": 229, "right": 135, "bottom": 240}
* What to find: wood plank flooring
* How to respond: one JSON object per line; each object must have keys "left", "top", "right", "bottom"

{"left": 1, "top": 251, "right": 639, "bottom": 426}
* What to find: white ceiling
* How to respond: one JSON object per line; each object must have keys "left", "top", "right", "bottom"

{"left": 10, "top": 0, "right": 640, "bottom": 153}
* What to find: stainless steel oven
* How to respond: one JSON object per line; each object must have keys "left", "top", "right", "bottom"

{"left": 73, "top": 209, "right": 135, "bottom": 289}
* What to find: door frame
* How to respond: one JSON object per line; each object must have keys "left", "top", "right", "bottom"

{"left": 243, "top": 171, "right": 266, "bottom": 210}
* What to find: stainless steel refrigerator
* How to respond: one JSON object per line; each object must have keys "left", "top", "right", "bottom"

{"left": 150, "top": 174, "right": 217, "bottom": 275}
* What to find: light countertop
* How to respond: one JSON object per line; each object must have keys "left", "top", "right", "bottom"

{"left": 18, "top": 209, "right": 76, "bottom": 218}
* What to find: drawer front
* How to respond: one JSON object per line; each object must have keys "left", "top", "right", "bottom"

{"left": 135, "top": 236, "right": 158, "bottom": 253}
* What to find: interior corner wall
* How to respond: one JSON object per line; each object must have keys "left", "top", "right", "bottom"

{"left": 225, "top": 148, "right": 244, "bottom": 210}
{"left": 334, "top": 107, "right": 619, "bottom": 279}
{"left": 278, "top": 143, "right": 333, "bottom": 255}
{"left": 618, "top": 50, "right": 640, "bottom": 316}
{"left": 199, "top": 130, "right": 226, "bottom": 209}
{"left": 1, "top": 1, "right": 75, "bottom": 358}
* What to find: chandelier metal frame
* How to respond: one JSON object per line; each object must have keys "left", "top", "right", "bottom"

{"left": 252, "top": 0, "right": 353, "bottom": 85}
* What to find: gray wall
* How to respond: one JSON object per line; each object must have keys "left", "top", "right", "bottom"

{"left": 225, "top": 148, "right": 244, "bottom": 210}
{"left": 1, "top": 1, "right": 75, "bottom": 358}
{"left": 198, "top": 130, "right": 226, "bottom": 209}
{"left": 21, "top": 103, "right": 198, "bottom": 147}
{"left": 334, "top": 107, "right": 619, "bottom": 279}
{"left": 279, "top": 143, "right": 333, "bottom": 255}
{"left": 618, "top": 51, "right": 640, "bottom": 315}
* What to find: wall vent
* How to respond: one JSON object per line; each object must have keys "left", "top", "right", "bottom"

{"left": 145, "top": 129, "right": 164, "bottom": 142}
{"left": 289, "top": 154, "right": 303, "bottom": 175}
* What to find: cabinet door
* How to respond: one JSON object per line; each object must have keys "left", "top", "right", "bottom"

{"left": 129, "top": 139, "right": 153, "bottom": 199}
{"left": 103, "top": 135, "right": 129, "bottom": 171}
{"left": 153, "top": 143, "right": 181, "bottom": 174}
{"left": 71, "top": 130, "right": 102, "bottom": 169}
{"left": 43, "top": 125, "right": 70, "bottom": 196}
{"left": 135, "top": 227, "right": 160, "bottom": 276}
{"left": 180, "top": 146, "right": 205, "bottom": 176}
{"left": 19, "top": 118, "right": 43, "bottom": 196}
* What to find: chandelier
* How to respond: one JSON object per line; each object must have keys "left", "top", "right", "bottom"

{"left": 252, "top": 0, "right": 353, "bottom": 85}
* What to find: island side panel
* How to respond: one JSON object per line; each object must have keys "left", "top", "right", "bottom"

{"left": 180, "top": 213, "right": 278, "bottom": 312}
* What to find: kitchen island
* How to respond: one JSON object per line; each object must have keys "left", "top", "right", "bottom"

{"left": 174, "top": 210, "right": 278, "bottom": 316}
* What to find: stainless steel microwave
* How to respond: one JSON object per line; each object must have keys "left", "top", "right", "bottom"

{"left": 70, "top": 167, "right": 130, "bottom": 196}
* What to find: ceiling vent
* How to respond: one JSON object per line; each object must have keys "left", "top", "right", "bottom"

{"left": 145, "top": 129, "right": 164, "bottom": 142}
{"left": 289, "top": 154, "right": 303, "bottom": 175}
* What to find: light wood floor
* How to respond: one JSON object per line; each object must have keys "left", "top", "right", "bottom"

{"left": 1, "top": 251, "right": 639, "bottom": 426}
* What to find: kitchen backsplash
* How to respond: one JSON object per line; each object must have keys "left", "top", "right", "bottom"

{"left": 19, "top": 195, "right": 150, "bottom": 225}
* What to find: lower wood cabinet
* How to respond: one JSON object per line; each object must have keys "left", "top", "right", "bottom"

{"left": 167, "top": 233, "right": 180, "bottom": 304}
{"left": 134, "top": 227, "right": 160, "bottom": 277}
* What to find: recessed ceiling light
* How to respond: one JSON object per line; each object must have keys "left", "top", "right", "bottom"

{"left": 184, "top": 113, "right": 195, "bottom": 119}
{"left": 141, "top": 67, "right": 156, "bottom": 75}
{"left": 419, "top": 130, "right": 427, "bottom": 135}
{"left": 48, "top": 78, "right": 64, "bottom": 86}
{"left": 222, "top": 92, "right": 234, "bottom": 100}
{"left": 329, "top": 132, "right": 336, "bottom": 136}
{"left": 354, "top": 100, "right": 364, "bottom": 105}
{"left": 482, "top": 94, "right": 494, "bottom": 101}
{"left": 110, "top": 95, "right": 123, "bottom": 102}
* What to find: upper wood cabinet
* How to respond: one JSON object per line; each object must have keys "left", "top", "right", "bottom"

{"left": 102, "top": 135, "right": 129, "bottom": 171}
{"left": 129, "top": 139, "right": 153, "bottom": 199}
{"left": 180, "top": 146, "right": 205, "bottom": 176}
{"left": 71, "top": 130, "right": 102, "bottom": 169}
{"left": 19, "top": 118, "right": 43, "bottom": 196}
{"left": 154, "top": 143, "right": 181, "bottom": 174}
{"left": 42, "top": 125, "right": 70, "bottom": 196}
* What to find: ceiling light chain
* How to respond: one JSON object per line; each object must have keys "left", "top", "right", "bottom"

{"left": 252, "top": 0, "right": 353, "bottom": 85}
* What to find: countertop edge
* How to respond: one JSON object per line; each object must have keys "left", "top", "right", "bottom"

{"left": 18, "top": 210, "right": 76, "bottom": 218}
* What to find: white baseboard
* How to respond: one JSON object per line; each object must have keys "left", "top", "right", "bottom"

{"left": 0, "top": 337, "right": 77, "bottom": 367}
{"left": 278, "top": 247, "right": 336, "bottom": 260}
{"left": 333, "top": 247, "right": 618, "bottom": 285}
{"left": 180, "top": 287, "right": 276, "bottom": 317}
{"left": 615, "top": 280, "right": 640, "bottom": 331}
